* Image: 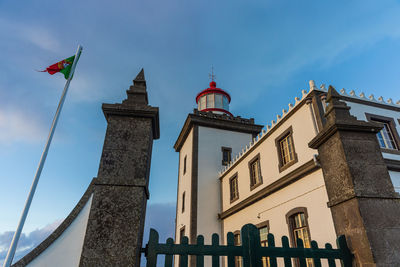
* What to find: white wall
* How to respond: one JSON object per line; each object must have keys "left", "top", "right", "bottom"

{"left": 220, "top": 103, "right": 317, "bottom": 212}
{"left": 27, "top": 195, "right": 93, "bottom": 267}
{"left": 175, "top": 128, "right": 193, "bottom": 242}
{"left": 197, "top": 126, "right": 254, "bottom": 244}
{"left": 174, "top": 126, "right": 254, "bottom": 267}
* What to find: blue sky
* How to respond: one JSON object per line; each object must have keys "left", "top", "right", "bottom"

{"left": 1, "top": 0, "right": 400, "bottom": 264}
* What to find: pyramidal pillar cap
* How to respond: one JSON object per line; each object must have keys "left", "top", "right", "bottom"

{"left": 102, "top": 68, "right": 160, "bottom": 139}
{"left": 124, "top": 68, "right": 148, "bottom": 105}
{"left": 134, "top": 68, "right": 146, "bottom": 85}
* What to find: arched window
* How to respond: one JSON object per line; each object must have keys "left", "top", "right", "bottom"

{"left": 286, "top": 207, "right": 313, "bottom": 267}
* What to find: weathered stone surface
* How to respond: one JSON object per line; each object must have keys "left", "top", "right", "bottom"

{"left": 79, "top": 185, "right": 147, "bottom": 267}
{"left": 309, "top": 86, "right": 400, "bottom": 266}
{"left": 80, "top": 69, "right": 159, "bottom": 267}
{"left": 97, "top": 117, "right": 153, "bottom": 185}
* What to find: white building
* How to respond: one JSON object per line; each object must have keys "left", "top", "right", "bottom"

{"left": 174, "top": 80, "right": 400, "bottom": 266}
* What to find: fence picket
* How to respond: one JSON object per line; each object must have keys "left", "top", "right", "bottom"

{"left": 325, "top": 243, "right": 336, "bottom": 267}
{"left": 337, "top": 235, "right": 352, "bottom": 267}
{"left": 212, "top": 234, "right": 220, "bottom": 267}
{"left": 241, "top": 224, "right": 251, "bottom": 267}
{"left": 296, "top": 238, "right": 307, "bottom": 267}
{"left": 267, "top": 233, "right": 277, "bottom": 267}
{"left": 179, "top": 236, "right": 189, "bottom": 267}
{"left": 310, "top": 241, "right": 321, "bottom": 267}
{"left": 146, "top": 229, "right": 159, "bottom": 267}
{"left": 281, "top": 236, "right": 292, "bottom": 267}
{"left": 226, "top": 232, "right": 235, "bottom": 267}
{"left": 164, "top": 238, "right": 174, "bottom": 267}
{"left": 196, "top": 235, "right": 204, "bottom": 267}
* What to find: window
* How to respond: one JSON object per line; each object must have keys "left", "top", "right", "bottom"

{"left": 258, "top": 222, "right": 270, "bottom": 267}
{"left": 200, "top": 96, "right": 206, "bottom": 110}
{"left": 365, "top": 113, "right": 400, "bottom": 154}
{"left": 376, "top": 122, "right": 397, "bottom": 149}
{"left": 280, "top": 134, "right": 295, "bottom": 165}
{"left": 229, "top": 174, "right": 239, "bottom": 202}
{"left": 215, "top": 94, "right": 223, "bottom": 108}
{"left": 182, "top": 192, "right": 185, "bottom": 213}
{"left": 276, "top": 126, "right": 298, "bottom": 172}
{"left": 248, "top": 153, "right": 262, "bottom": 190}
{"left": 207, "top": 94, "right": 214, "bottom": 108}
{"left": 222, "top": 147, "right": 232, "bottom": 166}
{"left": 223, "top": 96, "right": 229, "bottom": 110}
{"left": 183, "top": 155, "right": 187, "bottom": 175}
{"left": 286, "top": 208, "right": 313, "bottom": 267}
{"left": 234, "top": 231, "right": 242, "bottom": 267}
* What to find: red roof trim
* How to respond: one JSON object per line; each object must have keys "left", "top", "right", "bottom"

{"left": 196, "top": 89, "right": 231, "bottom": 103}
{"left": 200, "top": 108, "right": 233, "bottom": 116}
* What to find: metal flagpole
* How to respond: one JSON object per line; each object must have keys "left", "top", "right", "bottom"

{"left": 2, "top": 45, "right": 83, "bottom": 267}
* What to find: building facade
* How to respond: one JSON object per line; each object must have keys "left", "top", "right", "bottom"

{"left": 174, "top": 80, "right": 400, "bottom": 266}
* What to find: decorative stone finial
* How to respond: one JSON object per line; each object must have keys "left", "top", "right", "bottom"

{"left": 309, "top": 80, "right": 317, "bottom": 91}
{"left": 324, "top": 85, "right": 354, "bottom": 124}
{"left": 124, "top": 68, "right": 148, "bottom": 106}
{"left": 135, "top": 68, "right": 145, "bottom": 80}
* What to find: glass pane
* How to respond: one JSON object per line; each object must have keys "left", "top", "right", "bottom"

{"left": 230, "top": 177, "right": 238, "bottom": 199}
{"left": 200, "top": 96, "right": 206, "bottom": 110}
{"left": 280, "top": 134, "right": 295, "bottom": 165}
{"left": 223, "top": 96, "right": 229, "bottom": 110}
{"left": 300, "top": 213, "right": 306, "bottom": 227}
{"left": 373, "top": 121, "right": 398, "bottom": 150}
{"left": 234, "top": 179, "right": 238, "bottom": 198}
{"left": 207, "top": 94, "right": 214, "bottom": 108}
{"left": 383, "top": 123, "right": 396, "bottom": 149}
{"left": 376, "top": 131, "right": 386, "bottom": 148}
{"left": 215, "top": 94, "right": 223, "bottom": 108}
{"left": 259, "top": 227, "right": 269, "bottom": 242}
{"left": 294, "top": 214, "right": 300, "bottom": 228}
{"left": 251, "top": 160, "right": 261, "bottom": 185}
{"left": 223, "top": 150, "right": 228, "bottom": 162}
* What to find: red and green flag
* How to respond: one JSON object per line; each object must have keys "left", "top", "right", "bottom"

{"left": 40, "top": 56, "right": 75, "bottom": 79}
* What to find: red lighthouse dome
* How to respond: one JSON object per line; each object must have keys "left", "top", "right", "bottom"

{"left": 196, "top": 81, "right": 232, "bottom": 116}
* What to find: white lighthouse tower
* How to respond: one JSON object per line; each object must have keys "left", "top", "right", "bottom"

{"left": 174, "top": 78, "right": 263, "bottom": 266}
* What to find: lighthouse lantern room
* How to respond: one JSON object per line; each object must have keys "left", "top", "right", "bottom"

{"left": 195, "top": 81, "right": 232, "bottom": 116}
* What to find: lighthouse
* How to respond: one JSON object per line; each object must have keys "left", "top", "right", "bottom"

{"left": 174, "top": 79, "right": 263, "bottom": 266}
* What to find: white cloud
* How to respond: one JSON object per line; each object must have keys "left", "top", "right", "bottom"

{"left": 69, "top": 75, "right": 106, "bottom": 103}
{"left": 0, "top": 17, "right": 61, "bottom": 53}
{"left": 0, "top": 219, "right": 62, "bottom": 265}
{"left": 0, "top": 107, "right": 47, "bottom": 145}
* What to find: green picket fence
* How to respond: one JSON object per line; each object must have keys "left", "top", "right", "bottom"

{"left": 143, "top": 224, "right": 352, "bottom": 267}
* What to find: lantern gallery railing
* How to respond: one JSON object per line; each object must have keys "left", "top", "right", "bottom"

{"left": 143, "top": 224, "right": 352, "bottom": 267}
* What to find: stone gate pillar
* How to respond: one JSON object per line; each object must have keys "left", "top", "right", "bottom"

{"left": 79, "top": 69, "right": 159, "bottom": 267}
{"left": 309, "top": 86, "right": 400, "bottom": 266}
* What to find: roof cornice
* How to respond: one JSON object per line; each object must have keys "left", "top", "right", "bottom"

{"left": 173, "top": 110, "right": 263, "bottom": 152}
